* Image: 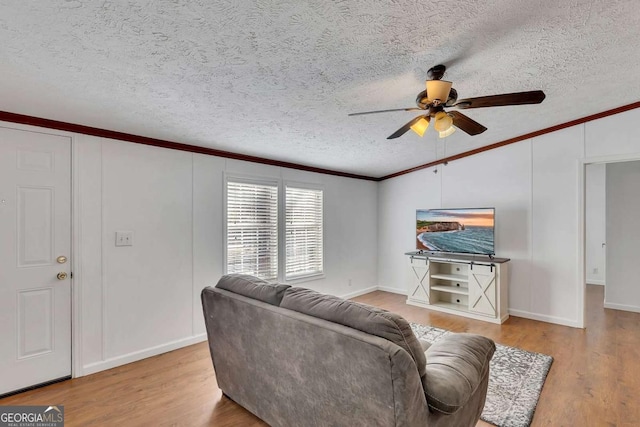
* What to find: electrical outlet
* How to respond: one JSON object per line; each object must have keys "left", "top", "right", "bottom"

{"left": 115, "top": 231, "right": 134, "bottom": 247}
{"left": 348, "top": 279, "right": 352, "bottom": 287}
{"left": 593, "top": 267, "right": 599, "bottom": 274}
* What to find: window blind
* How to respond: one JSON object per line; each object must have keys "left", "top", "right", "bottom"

{"left": 286, "top": 186, "right": 323, "bottom": 279}
{"left": 226, "top": 181, "right": 278, "bottom": 281}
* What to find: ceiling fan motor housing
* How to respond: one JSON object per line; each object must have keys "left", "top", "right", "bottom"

{"left": 416, "top": 86, "right": 458, "bottom": 110}
{"left": 427, "top": 64, "right": 446, "bottom": 80}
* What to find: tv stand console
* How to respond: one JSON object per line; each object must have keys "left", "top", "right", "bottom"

{"left": 405, "top": 252, "right": 510, "bottom": 324}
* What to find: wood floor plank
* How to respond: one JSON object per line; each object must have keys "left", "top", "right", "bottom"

{"left": 0, "top": 285, "right": 634, "bottom": 426}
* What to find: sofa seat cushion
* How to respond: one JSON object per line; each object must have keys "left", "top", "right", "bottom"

{"left": 419, "top": 338, "right": 431, "bottom": 352}
{"left": 423, "top": 333, "right": 495, "bottom": 415}
{"left": 215, "top": 274, "right": 290, "bottom": 306}
{"left": 280, "top": 287, "right": 427, "bottom": 378}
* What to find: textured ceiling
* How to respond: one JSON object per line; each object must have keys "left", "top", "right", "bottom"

{"left": 2, "top": 1, "right": 640, "bottom": 178}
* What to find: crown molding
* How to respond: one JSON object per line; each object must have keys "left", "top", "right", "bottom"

{"left": 0, "top": 111, "right": 378, "bottom": 182}
{"left": 2, "top": 100, "right": 640, "bottom": 182}
{"left": 380, "top": 101, "right": 640, "bottom": 180}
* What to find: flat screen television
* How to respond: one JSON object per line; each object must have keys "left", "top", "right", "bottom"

{"left": 416, "top": 208, "right": 495, "bottom": 255}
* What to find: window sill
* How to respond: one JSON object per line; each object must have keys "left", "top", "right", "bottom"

{"left": 285, "top": 273, "right": 325, "bottom": 285}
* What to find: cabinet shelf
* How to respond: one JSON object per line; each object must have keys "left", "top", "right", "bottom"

{"left": 434, "top": 301, "right": 470, "bottom": 313}
{"left": 407, "top": 255, "right": 509, "bottom": 324}
{"left": 431, "top": 285, "right": 469, "bottom": 295}
{"left": 430, "top": 273, "right": 468, "bottom": 283}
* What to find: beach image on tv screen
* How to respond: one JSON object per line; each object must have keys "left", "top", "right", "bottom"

{"left": 416, "top": 208, "right": 495, "bottom": 255}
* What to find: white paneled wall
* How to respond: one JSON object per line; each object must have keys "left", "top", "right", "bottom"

{"left": 379, "top": 126, "right": 583, "bottom": 326}
{"left": 530, "top": 126, "right": 583, "bottom": 324}
{"left": 377, "top": 168, "right": 441, "bottom": 293}
{"left": 378, "top": 109, "right": 640, "bottom": 328}
{"left": 70, "top": 136, "right": 378, "bottom": 375}
{"left": 441, "top": 142, "right": 533, "bottom": 314}
{"left": 102, "top": 142, "right": 194, "bottom": 359}
{"left": 74, "top": 135, "right": 103, "bottom": 366}
{"left": 192, "top": 154, "right": 225, "bottom": 336}
{"left": 585, "top": 108, "right": 640, "bottom": 158}
{"left": 605, "top": 161, "right": 640, "bottom": 313}
{"left": 4, "top": 102, "right": 640, "bottom": 377}
{"left": 79, "top": 139, "right": 204, "bottom": 374}
{"left": 585, "top": 164, "right": 606, "bottom": 285}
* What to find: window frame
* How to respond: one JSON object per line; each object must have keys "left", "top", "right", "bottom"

{"left": 283, "top": 181, "right": 325, "bottom": 283}
{"left": 223, "top": 174, "right": 325, "bottom": 284}
{"left": 223, "top": 173, "right": 280, "bottom": 282}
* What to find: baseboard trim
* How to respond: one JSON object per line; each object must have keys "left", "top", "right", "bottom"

{"left": 82, "top": 334, "right": 208, "bottom": 376}
{"left": 603, "top": 302, "right": 640, "bottom": 313}
{"left": 586, "top": 280, "right": 605, "bottom": 286}
{"left": 508, "top": 309, "right": 581, "bottom": 328}
{"left": 340, "top": 286, "right": 378, "bottom": 300}
{"left": 349, "top": 287, "right": 582, "bottom": 328}
{"left": 376, "top": 286, "right": 408, "bottom": 296}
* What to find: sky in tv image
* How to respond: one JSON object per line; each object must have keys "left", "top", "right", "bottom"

{"left": 416, "top": 208, "right": 495, "bottom": 255}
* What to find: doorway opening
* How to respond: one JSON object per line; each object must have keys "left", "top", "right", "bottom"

{"left": 580, "top": 156, "right": 640, "bottom": 326}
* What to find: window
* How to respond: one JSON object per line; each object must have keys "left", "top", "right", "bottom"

{"left": 225, "top": 177, "right": 324, "bottom": 282}
{"left": 226, "top": 180, "right": 278, "bottom": 281}
{"left": 285, "top": 186, "right": 323, "bottom": 280}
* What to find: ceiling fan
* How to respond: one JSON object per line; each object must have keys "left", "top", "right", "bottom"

{"left": 348, "top": 64, "right": 545, "bottom": 139}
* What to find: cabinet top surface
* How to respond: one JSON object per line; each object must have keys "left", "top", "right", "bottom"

{"left": 404, "top": 251, "right": 510, "bottom": 264}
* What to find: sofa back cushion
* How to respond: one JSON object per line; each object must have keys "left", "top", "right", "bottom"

{"left": 280, "top": 287, "right": 426, "bottom": 378}
{"left": 215, "top": 274, "right": 290, "bottom": 306}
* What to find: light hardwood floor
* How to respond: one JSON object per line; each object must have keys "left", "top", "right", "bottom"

{"left": 1, "top": 285, "right": 637, "bottom": 426}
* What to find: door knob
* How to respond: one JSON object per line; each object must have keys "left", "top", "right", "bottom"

{"left": 57, "top": 255, "right": 67, "bottom": 264}
{"left": 57, "top": 272, "right": 68, "bottom": 280}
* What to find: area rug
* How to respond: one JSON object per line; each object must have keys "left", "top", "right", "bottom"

{"left": 410, "top": 323, "right": 553, "bottom": 427}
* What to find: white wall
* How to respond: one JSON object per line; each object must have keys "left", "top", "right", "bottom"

{"left": 378, "top": 130, "right": 583, "bottom": 326}
{"left": 585, "top": 163, "right": 606, "bottom": 285}
{"left": 5, "top": 103, "right": 640, "bottom": 376}
{"left": 443, "top": 141, "right": 533, "bottom": 314}
{"left": 378, "top": 107, "right": 640, "bottom": 328}
{"left": 71, "top": 105, "right": 640, "bottom": 370}
{"left": 69, "top": 134, "right": 378, "bottom": 375}
{"left": 224, "top": 158, "right": 379, "bottom": 297}
{"left": 377, "top": 168, "right": 441, "bottom": 293}
{"left": 605, "top": 161, "right": 640, "bottom": 313}
{"left": 530, "top": 127, "right": 583, "bottom": 324}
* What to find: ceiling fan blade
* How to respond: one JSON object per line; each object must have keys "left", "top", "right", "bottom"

{"left": 387, "top": 115, "right": 424, "bottom": 139}
{"left": 453, "top": 90, "right": 545, "bottom": 109}
{"left": 348, "top": 107, "right": 422, "bottom": 116}
{"left": 449, "top": 111, "right": 487, "bottom": 135}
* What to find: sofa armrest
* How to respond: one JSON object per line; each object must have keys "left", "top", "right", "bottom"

{"left": 423, "top": 333, "right": 495, "bottom": 415}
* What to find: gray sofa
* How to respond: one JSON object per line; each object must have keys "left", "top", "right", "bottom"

{"left": 202, "top": 274, "right": 495, "bottom": 427}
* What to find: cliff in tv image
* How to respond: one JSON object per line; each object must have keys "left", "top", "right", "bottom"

{"left": 417, "top": 221, "right": 465, "bottom": 233}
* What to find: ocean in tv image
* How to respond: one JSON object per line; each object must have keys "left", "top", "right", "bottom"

{"left": 416, "top": 208, "right": 495, "bottom": 255}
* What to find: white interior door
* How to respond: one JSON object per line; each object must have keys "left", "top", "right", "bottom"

{"left": 0, "top": 127, "right": 71, "bottom": 395}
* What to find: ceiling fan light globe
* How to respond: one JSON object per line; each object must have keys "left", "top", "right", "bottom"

{"left": 434, "top": 111, "right": 454, "bottom": 132}
{"left": 426, "top": 80, "right": 453, "bottom": 103}
{"left": 439, "top": 127, "right": 456, "bottom": 138}
{"left": 410, "top": 117, "right": 430, "bottom": 137}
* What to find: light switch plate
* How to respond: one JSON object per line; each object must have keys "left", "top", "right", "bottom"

{"left": 115, "top": 231, "right": 134, "bottom": 247}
